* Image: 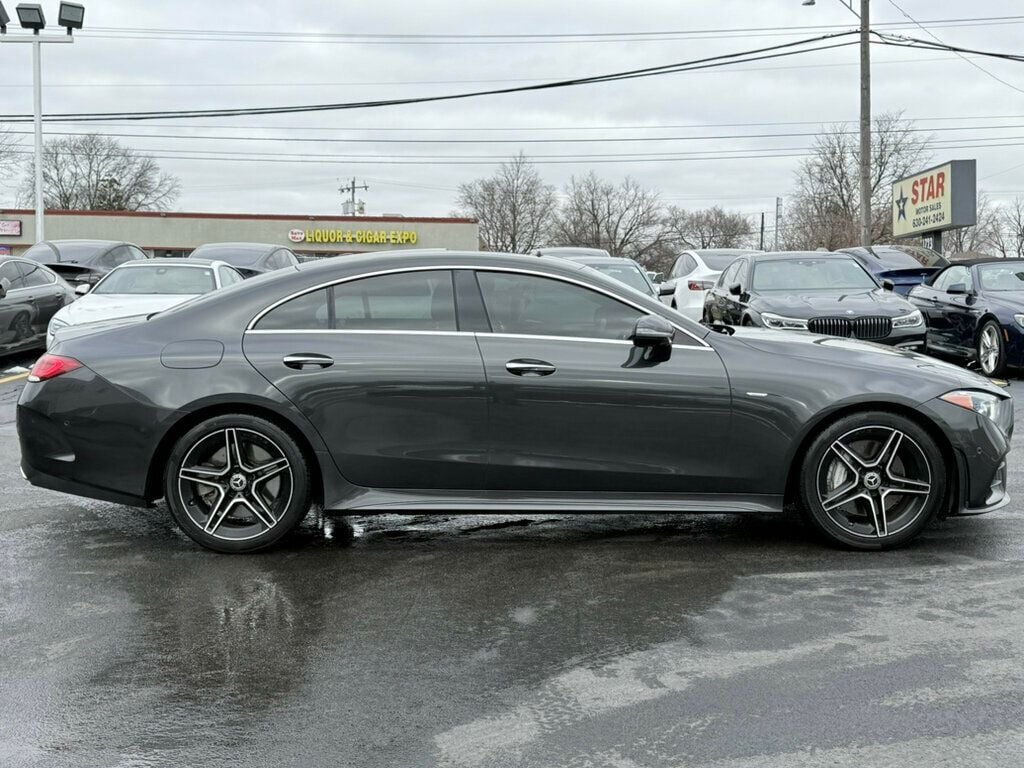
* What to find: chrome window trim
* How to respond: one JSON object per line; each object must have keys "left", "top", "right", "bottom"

{"left": 245, "top": 263, "right": 711, "bottom": 348}
{"left": 246, "top": 329, "right": 473, "bottom": 337}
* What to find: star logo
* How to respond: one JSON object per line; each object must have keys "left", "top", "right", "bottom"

{"left": 896, "top": 187, "right": 909, "bottom": 221}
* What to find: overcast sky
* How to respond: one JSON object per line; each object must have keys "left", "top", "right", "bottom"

{"left": 1, "top": 0, "right": 1023, "bottom": 225}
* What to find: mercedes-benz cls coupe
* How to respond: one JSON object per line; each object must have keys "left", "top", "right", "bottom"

{"left": 18, "top": 251, "right": 1012, "bottom": 553}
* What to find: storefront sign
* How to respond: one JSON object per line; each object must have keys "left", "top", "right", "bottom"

{"left": 892, "top": 160, "right": 976, "bottom": 237}
{"left": 298, "top": 228, "right": 418, "bottom": 246}
{"left": 0, "top": 220, "right": 22, "bottom": 237}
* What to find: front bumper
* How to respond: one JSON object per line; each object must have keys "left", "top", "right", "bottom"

{"left": 917, "top": 396, "right": 1012, "bottom": 516}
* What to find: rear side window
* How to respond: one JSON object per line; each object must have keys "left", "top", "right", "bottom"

{"left": 0, "top": 261, "right": 27, "bottom": 290}
{"left": 18, "top": 261, "right": 55, "bottom": 287}
{"left": 253, "top": 271, "right": 456, "bottom": 332}
{"left": 219, "top": 267, "right": 243, "bottom": 286}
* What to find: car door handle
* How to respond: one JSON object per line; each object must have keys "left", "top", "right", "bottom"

{"left": 506, "top": 359, "right": 556, "bottom": 376}
{"left": 283, "top": 353, "right": 334, "bottom": 370}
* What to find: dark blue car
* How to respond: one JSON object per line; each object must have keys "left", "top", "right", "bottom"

{"left": 838, "top": 245, "right": 949, "bottom": 295}
{"left": 909, "top": 258, "right": 1024, "bottom": 377}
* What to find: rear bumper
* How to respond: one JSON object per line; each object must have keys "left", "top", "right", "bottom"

{"left": 21, "top": 458, "right": 150, "bottom": 507}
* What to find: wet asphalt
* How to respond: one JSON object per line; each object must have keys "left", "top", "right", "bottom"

{"left": 2, "top": 360, "right": 1024, "bottom": 767}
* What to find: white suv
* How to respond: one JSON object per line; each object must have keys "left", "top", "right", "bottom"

{"left": 659, "top": 249, "right": 759, "bottom": 321}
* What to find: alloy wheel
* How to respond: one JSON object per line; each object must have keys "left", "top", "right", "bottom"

{"left": 815, "top": 425, "right": 932, "bottom": 539}
{"left": 177, "top": 427, "right": 293, "bottom": 542}
{"left": 979, "top": 325, "right": 1001, "bottom": 375}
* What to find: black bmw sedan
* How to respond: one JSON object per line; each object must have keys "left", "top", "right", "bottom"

{"left": 19, "top": 251, "right": 1011, "bottom": 553}
{"left": 21, "top": 240, "right": 148, "bottom": 289}
{"left": 703, "top": 251, "right": 926, "bottom": 350}
{"left": 908, "top": 258, "right": 1024, "bottom": 377}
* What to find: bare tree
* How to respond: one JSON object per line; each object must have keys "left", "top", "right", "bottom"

{"left": 0, "top": 125, "right": 22, "bottom": 189}
{"left": 18, "top": 134, "right": 180, "bottom": 211}
{"left": 997, "top": 197, "right": 1024, "bottom": 258}
{"left": 455, "top": 153, "right": 556, "bottom": 253}
{"left": 552, "top": 173, "right": 664, "bottom": 263}
{"left": 785, "top": 112, "right": 932, "bottom": 249}
{"left": 944, "top": 193, "right": 1001, "bottom": 255}
{"left": 663, "top": 205, "right": 753, "bottom": 249}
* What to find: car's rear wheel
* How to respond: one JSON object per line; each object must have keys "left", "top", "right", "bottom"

{"left": 977, "top": 320, "right": 1006, "bottom": 377}
{"left": 164, "top": 415, "right": 312, "bottom": 553}
{"left": 798, "top": 411, "right": 945, "bottom": 550}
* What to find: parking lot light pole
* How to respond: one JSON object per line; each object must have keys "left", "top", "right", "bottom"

{"left": 0, "top": 3, "right": 83, "bottom": 243}
{"left": 803, "top": 0, "right": 872, "bottom": 247}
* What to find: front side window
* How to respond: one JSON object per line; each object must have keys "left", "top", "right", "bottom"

{"left": 476, "top": 271, "right": 642, "bottom": 340}
{"left": 718, "top": 261, "right": 740, "bottom": 289}
{"left": 254, "top": 271, "right": 456, "bottom": 332}
{"left": 933, "top": 266, "right": 972, "bottom": 292}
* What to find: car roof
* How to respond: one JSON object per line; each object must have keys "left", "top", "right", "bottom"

{"left": 191, "top": 242, "right": 281, "bottom": 254}
{"left": 293, "top": 249, "right": 596, "bottom": 278}
{"left": 748, "top": 251, "right": 855, "bottom": 262}
{"left": 535, "top": 247, "right": 613, "bottom": 257}
{"left": 118, "top": 258, "right": 217, "bottom": 267}
{"left": 949, "top": 258, "right": 1024, "bottom": 268}
{"left": 41, "top": 239, "right": 127, "bottom": 247}
{"left": 554, "top": 255, "right": 642, "bottom": 266}
{"left": 692, "top": 249, "right": 760, "bottom": 255}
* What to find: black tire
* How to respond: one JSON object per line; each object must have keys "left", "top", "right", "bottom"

{"left": 11, "top": 312, "right": 31, "bottom": 341}
{"left": 798, "top": 411, "right": 946, "bottom": 550}
{"left": 976, "top": 320, "right": 1006, "bottom": 378}
{"left": 741, "top": 315, "right": 755, "bottom": 327}
{"left": 164, "top": 414, "right": 312, "bottom": 553}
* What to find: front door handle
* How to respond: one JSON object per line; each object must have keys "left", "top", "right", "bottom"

{"left": 283, "top": 353, "right": 334, "bottom": 370}
{"left": 506, "top": 358, "right": 556, "bottom": 376}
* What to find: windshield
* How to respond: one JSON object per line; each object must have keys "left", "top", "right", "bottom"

{"left": 864, "top": 246, "right": 947, "bottom": 269}
{"left": 977, "top": 263, "right": 1024, "bottom": 292}
{"left": 752, "top": 258, "right": 878, "bottom": 291}
{"left": 24, "top": 242, "right": 109, "bottom": 264}
{"left": 698, "top": 252, "right": 750, "bottom": 271}
{"left": 193, "top": 248, "right": 265, "bottom": 267}
{"left": 588, "top": 263, "right": 653, "bottom": 294}
{"left": 94, "top": 265, "right": 216, "bottom": 295}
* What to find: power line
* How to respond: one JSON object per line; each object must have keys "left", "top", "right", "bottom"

{"left": 882, "top": 0, "right": 1024, "bottom": 97}
{"left": 0, "top": 33, "right": 861, "bottom": 123}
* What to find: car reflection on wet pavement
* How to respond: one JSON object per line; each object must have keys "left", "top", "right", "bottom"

{"left": 2, "top": 377, "right": 1024, "bottom": 767}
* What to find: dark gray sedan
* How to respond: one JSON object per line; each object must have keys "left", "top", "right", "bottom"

{"left": 18, "top": 251, "right": 1012, "bottom": 553}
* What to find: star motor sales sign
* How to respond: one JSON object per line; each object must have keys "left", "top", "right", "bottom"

{"left": 892, "top": 159, "right": 976, "bottom": 238}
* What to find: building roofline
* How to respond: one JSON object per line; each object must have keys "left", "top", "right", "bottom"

{"left": 0, "top": 208, "right": 477, "bottom": 225}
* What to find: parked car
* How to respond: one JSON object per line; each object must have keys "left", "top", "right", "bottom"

{"left": 47, "top": 258, "right": 245, "bottom": 348}
{"left": 658, "top": 249, "right": 759, "bottom": 320}
{"left": 836, "top": 245, "right": 949, "bottom": 295}
{"left": 21, "top": 251, "right": 1011, "bottom": 553}
{"left": 0, "top": 258, "right": 75, "bottom": 355}
{"left": 21, "top": 240, "right": 148, "bottom": 289}
{"left": 538, "top": 250, "right": 657, "bottom": 298}
{"left": 703, "top": 251, "right": 926, "bottom": 350}
{"left": 190, "top": 243, "right": 299, "bottom": 278}
{"left": 908, "top": 258, "right": 1024, "bottom": 377}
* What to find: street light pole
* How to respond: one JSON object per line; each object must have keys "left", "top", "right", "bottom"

{"left": 858, "top": 0, "right": 871, "bottom": 247}
{"left": 32, "top": 35, "right": 44, "bottom": 242}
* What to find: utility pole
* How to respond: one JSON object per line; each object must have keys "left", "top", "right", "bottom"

{"left": 339, "top": 177, "right": 369, "bottom": 216}
{"left": 759, "top": 212, "right": 765, "bottom": 251}
{"left": 858, "top": 0, "right": 871, "bottom": 247}
{"left": 774, "top": 197, "right": 783, "bottom": 250}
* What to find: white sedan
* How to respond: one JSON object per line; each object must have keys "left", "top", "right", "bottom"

{"left": 47, "top": 258, "right": 244, "bottom": 348}
{"left": 658, "top": 249, "right": 758, "bottom": 321}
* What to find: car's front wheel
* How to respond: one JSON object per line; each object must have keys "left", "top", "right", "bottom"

{"left": 164, "top": 415, "right": 312, "bottom": 553}
{"left": 798, "top": 411, "right": 946, "bottom": 550}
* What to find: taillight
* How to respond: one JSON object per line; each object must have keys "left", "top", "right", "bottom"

{"left": 28, "top": 354, "right": 83, "bottom": 383}
{"left": 688, "top": 280, "right": 714, "bottom": 291}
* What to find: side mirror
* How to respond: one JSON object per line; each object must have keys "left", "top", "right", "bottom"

{"left": 947, "top": 282, "right": 968, "bottom": 295}
{"left": 729, "top": 283, "right": 742, "bottom": 296}
{"left": 881, "top": 279, "right": 895, "bottom": 292}
{"left": 657, "top": 281, "right": 675, "bottom": 297}
{"left": 75, "top": 283, "right": 91, "bottom": 296}
{"left": 0, "top": 277, "right": 8, "bottom": 300}
{"left": 631, "top": 314, "right": 674, "bottom": 347}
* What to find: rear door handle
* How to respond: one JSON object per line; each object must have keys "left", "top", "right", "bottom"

{"left": 506, "top": 359, "right": 556, "bottom": 376}
{"left": 283, "top": 353, "right": 334, "bottom": 370}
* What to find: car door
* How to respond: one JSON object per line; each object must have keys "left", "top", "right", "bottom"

{"left": 706, "top": 262, "right": 738, "bottom": 323}
{"left": 924, "top": 265, "right": 972, "bottom": 354}
{"left": 0, "top": 260, "right": 34, "bottom": 351}
{"left": 469, "top": 269, "right": 731, "bottom": 493}
{"left": 16, "top": 261, "right": 66, "bottom": 337}
{"left": 724, "top": 258, "right": 751, "bottom": 324}
{"left": 242, "top": 268, "right": 489, "bottom": 490}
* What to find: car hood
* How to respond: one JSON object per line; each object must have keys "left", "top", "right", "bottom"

{"left": 749, "top": 289, "right": 914, "bottom": 318}
{"left": 56, "top": 293, "right": 200, "bottom": 326}
{"left": 725, "top": 326, "right": 1006, "bottom": 398}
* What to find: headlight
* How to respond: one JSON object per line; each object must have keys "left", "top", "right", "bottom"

{"left": 892, "top": 310, "right": 924, "bottom": 328}
{"left": 1013, "top": 313, "right": 1024, "bottom": 329}
{"left": 761, "top": 312, "right": 808, "bottom": 330}
{"left": 47, "top": 317, "right": 68, "bottom": 337}
{"left": 941, "top": 390, "right": 1014, "bottom": 434}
